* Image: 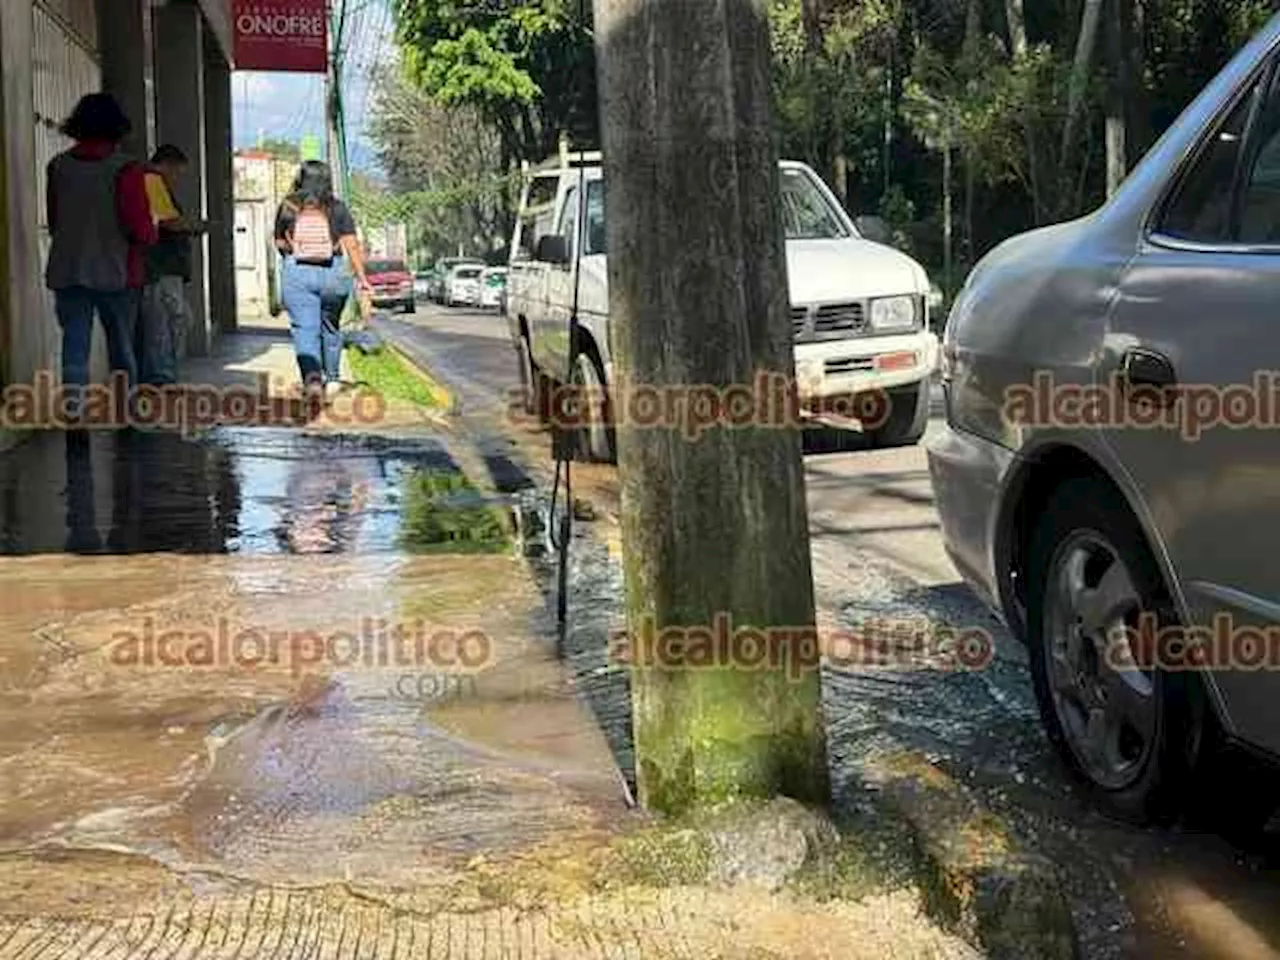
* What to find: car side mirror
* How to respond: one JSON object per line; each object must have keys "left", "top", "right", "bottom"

{"left": 854, "top": 215, "right": 892, "bottom": 246}
{"left": 535, "top": 235, "right": 570, "bottom": 266}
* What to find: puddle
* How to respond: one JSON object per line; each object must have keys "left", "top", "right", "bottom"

{"left": 0, "top": 428, "right": 510, "bottom": 557}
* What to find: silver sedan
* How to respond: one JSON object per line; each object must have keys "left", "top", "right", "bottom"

{"left": 929, "top": 14, "right": 1280, "bottom": 824}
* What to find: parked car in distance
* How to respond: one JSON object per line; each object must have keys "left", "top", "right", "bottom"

{"left": 431, "top": 256, "right": 484, "bottom": 302}
{"left": 445, "top": 265, "right": 483, "bottom": 307}
{"left": 928, "top": 14, "right": 1280, "bottom": 825}
{"left": 414, "top": 271, "right": 434, "bottom": 301}
{"left": 481, "top": 267, "right": 508, "bottom": 310}
{"left": 506, "top": 154, "right": 939, "bottom": 463}
{"left": 366, "top": 258, "right": 415, "bottom": 314}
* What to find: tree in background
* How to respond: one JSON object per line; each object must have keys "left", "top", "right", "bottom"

{"left": 364, "top": 65, "right": 521, "bottom": 262}
{"left": 391, "top": 0, "right": 598, "bottom": 165}
{"left": 385, "top": 0, "right": 1280, "bottom": 290}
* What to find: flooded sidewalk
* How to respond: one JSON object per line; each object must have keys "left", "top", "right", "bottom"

{"left": 0, "top": 332, "right": 980, "bottom": 959}
{"left": 0, "top": 329, "right": 632, "bottom": 951}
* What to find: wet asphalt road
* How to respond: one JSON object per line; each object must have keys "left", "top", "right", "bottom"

{"left": 379, "top": 301, "right": 1280, "bottom": 960}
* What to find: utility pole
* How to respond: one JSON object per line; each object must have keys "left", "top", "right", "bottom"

{"left": 594, "top": 0, "right": 829, "bottom": 814}
{"left": 325, "top": 0, "right": 350, "bottom": 198}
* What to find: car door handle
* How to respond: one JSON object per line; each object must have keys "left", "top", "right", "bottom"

{"left": 1119, "top": 348, "right": 1177, "bottom": 400}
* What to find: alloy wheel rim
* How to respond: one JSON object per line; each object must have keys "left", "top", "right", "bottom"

{"left": 1043, "top": 531, "right": 1157, "bottom": 790}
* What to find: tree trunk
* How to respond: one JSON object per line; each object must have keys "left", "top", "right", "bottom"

{"left": 1004, "top": 0, "right": 1027, "bottom": 58}
{"left": 1004, "top": 0, "right": 1043, "bottom": 222}
{"left": 593, "top": 0, "right": 830, "bottom": 815}
{"left": 1104, "top": 0, "right": 1130, "bottom": 197}
{"left": 1062, "top": 0, "right": 1104, "bottom": 162}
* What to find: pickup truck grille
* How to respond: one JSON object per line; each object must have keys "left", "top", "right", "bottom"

{"left": 791, "top": 307, "right": 810, "bottom": 340}
{"left": 815, "top": 302, "right": 866, "bottom": 335}
{"left": 791, "top": 302, "right": 868, "bottom": 343}
{"left": 825, "top": 356, "right": 876, "bottom": 376}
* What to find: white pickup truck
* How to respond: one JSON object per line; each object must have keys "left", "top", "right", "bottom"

{"left": 506, "top": 154, "right": 939, "bottom": 461}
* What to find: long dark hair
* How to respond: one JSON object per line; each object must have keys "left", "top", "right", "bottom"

{"left": 288, "top": 160, "right": 335, "bottom": 210}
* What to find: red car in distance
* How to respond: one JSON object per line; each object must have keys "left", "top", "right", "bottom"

{"left": 366, "top": 258, "right": 416, "bottom": 314}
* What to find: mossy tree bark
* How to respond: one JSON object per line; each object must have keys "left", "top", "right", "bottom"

{"left": 594, "top": 0, "right": 830, "bottom": 815}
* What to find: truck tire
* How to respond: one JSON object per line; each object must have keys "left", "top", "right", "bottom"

{"left": 867, "top": 383, "right": 929, "bottom": 448}
{"left": 571, "top": 350, "right": 615, "bottom": 464}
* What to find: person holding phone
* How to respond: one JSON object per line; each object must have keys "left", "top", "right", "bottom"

{"left": 139, "top": 144, "right": 207, "bottom": 386}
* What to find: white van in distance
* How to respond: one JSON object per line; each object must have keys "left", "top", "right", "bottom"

{"left": 506, "top": 154, "right": 939, "bottom": 461}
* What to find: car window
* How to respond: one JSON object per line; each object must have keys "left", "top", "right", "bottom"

{"left": 367, "top": 260, "right": 405, "bottom": 274}
{"left": 1159, "top": 79, "right": 1261, "bottom": 243}
{"left": 585, "top": 181, "right": 606, "bottom": 255}
{"left": 558, "top": 187, "right": 579, "bottom": 263}
{"left": 779, "top": 168, "right": 849, "bottom": 240}
{"left": 516, "top": 175, "right": 561, "bottom": 260}
{"left": 1238, "top": 70, "right": 1280, "bottom": 243}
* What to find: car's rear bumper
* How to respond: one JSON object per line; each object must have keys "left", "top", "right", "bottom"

{"left": 925, "top": 417, "right": 1016, "bottom": 619}
{"left": 793, "top": 330, "right": 939, "bottom": 401}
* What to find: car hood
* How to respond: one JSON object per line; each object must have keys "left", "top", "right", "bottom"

{"left": 785, "top": 239, "right": 928, "bottom": 304}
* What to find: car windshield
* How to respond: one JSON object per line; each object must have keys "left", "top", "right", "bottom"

{"left": 779, "top": 168, "right": 849, "bottom": 240}
{"left": 457, "top": 268, "right": 481, "bottom": 279}
{"left": 368, "top": 260, "right": 406, "bottom": 274}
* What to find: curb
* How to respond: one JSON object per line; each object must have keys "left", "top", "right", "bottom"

{"left": 863, "top": 750, "right": 1078, "bottom": 959}
{"left": 385, "top": 340, "right": 457, "bottom": 415}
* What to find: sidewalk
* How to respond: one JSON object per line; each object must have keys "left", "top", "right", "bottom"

{"left": 0, "top": 328, "right": 984, "bottom": 958}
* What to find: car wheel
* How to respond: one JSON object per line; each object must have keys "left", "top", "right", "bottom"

{"left": 1026, "top": 477, "right": 1206, "bottom": 824}
{"left": 515, "top": 334, "right": 541, "bottom": 417}
{"left": 568, "top": 350, "right": 615, "bottom": 464}
{"left": 867, "top": 383, "right": 929, "bottom": 448}
{"left": 402, "top": 301, "right": 415, "bottom": 315}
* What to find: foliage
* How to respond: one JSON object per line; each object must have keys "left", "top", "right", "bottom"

{"left": 391, "top": 0, "right": 597, "bottom": 165}
{"left": 384, "top": 0, "right": 1280, "bottom": 284}
{"left": 398, "top": 470, "right": 510, "bottom": 554}
{"left": 363, "top": 64, "right": 522, "bottom": 260}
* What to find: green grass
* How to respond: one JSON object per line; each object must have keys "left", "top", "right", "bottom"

{"left": 398, "top": 469, "right": 511, "bottom": 554}
{"left": 347, "top": 346, "right": 442, "bottom": 409}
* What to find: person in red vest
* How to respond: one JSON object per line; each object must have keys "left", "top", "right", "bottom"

{"left": 45, "top": 93, "right": 157, "bottom": 420}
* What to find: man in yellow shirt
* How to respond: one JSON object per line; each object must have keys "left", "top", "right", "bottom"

{"left": 139, "top": 144, "right": 206, "bottom": 385}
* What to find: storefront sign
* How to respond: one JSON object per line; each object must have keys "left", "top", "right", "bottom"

{"left": 233, "top": 0, "right": 328, "bottom": 73}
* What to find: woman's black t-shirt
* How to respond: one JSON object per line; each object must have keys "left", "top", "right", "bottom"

{"left": 274, "top": 198, "right": 357, "bottom": 255}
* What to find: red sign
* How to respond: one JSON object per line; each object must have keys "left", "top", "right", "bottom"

{"left": 233, "top": 0, "right": 328, "bottom": 73}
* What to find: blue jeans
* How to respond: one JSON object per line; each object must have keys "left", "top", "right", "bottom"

{"left": 281, "top": 256, "right": 351, "bottom": 386}
{"left": 55, "top": 286, "right": 139, "bottom": 395}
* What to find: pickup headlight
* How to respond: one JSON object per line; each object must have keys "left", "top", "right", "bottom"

{"left": 869, "top": 295, "right": 918, "bottom": 332}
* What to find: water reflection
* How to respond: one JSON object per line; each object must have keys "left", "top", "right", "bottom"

{"left": 0, "top": 428, "right": 464, "bottom": 557}
{"left": 273, "top": 452, "right": 367, "bottom": 554}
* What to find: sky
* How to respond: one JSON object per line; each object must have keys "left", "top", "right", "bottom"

{"left": 231, "top": 0, "right": 397, "bottom": 174}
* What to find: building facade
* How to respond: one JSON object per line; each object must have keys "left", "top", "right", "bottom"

{"left": 0, "top": 0, "right": 236, "bottom": 445}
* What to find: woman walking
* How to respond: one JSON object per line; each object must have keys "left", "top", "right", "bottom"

{"left": 45, "top": 93, "right": 157, "bottom": 418}
{"left": 274, "top": 161, "right": 372, "bottom": 398}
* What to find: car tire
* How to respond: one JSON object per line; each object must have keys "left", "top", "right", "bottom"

{"left": 568, "top": 349, "right": 615, "bottom": 464}
{"left": 402, "top": 301, "right": 415, "bottom": 315}
{"left": 1026, "top": 477, "right": 1206, "bottom": 825}
{"left": 516, "top": 334, "right": 540, "bottom": 417}
{"left": 867, "top": 383, "right": 929, "bottom": 448}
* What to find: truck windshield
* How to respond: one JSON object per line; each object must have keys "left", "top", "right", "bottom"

{"left": 779, "top": 168, "right": 849, "bottom": 240}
